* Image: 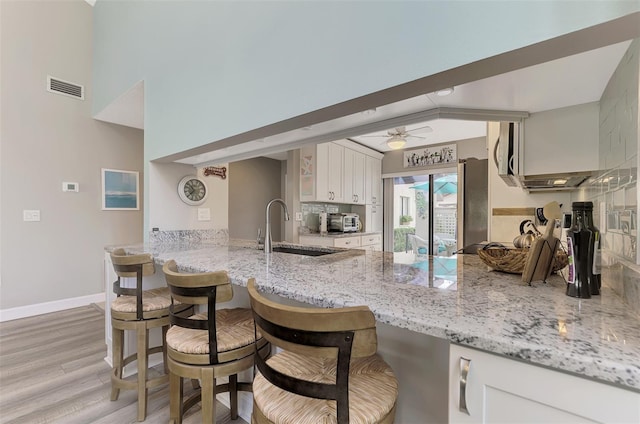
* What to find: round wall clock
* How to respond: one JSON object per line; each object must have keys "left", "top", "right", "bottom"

{"left": 178, "top": 175, "right": 208, "bottom": 206}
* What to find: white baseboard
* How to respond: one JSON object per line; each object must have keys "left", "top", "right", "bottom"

{"left": 0, "top": 292, "right": 105, "bottom": 322}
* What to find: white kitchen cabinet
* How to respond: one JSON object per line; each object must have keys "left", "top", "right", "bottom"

{"left": 365, "top": 155, "right": 382, "bottom": 205}
{"left": 449, "top": 344, "right": 640, "bottom": 424}
{"left": 300, "top": 142, "right": 344, "bottom": 202}
{"left": 327, "top": 143, "right": 344, "bottom": 202}
{"left": 299, "top": 234, "right": 360, "bottom": 248}
{"left": 300, "top": 141, "right": 381, "bottom": 205}
{"left": 344, "top": 147, "right": 366, "bottom": 204}
{"left": 299, "top": 234, "right": 383, "bottom": 250}
{"left": 359, "top": 233, "right": 382, "bottom": 251}
{"left": 521, "top": 102, "right": 599, "bottom": 176}
{"left": 333, "top": 235, "right": 361, "bottom": 248}
{"left": 364, "top": 204, "right": 383, "bottom": 233}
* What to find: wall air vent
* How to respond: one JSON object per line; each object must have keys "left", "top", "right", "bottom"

{"left": 47, "top": 75, "right": 84, "bottom": 100}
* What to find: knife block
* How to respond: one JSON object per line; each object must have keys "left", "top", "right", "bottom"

{"left": 522, "top": 221, "right": 560, "bottom": 285}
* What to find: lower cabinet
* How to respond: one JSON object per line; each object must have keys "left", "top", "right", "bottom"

{"left": 449, "top": 344, "right": 640, "bottom": 423}
{"left": 359, "top": 233, "right": 382, "bottom": 251}
{"left": 298, "top": 233, "right": 381, "bottom": 251}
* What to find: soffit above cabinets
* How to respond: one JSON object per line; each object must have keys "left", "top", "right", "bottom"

{"left": 91, "top": 26, "right": 633, "bottom": 165}
{"left": 174, "top": 39, "right": 631, "bottom": 166}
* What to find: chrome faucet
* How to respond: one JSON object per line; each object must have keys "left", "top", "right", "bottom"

{"left": 264, "top": 198, "right": 290, "bottom": 253}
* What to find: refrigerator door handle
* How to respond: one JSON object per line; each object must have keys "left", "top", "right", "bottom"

{"left": 457, "top": 160, "right": 465, "bottom": 251}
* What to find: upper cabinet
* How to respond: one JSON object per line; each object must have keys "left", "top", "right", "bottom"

{"left": 365, "top": 155, "right": 382, "bottom": 205}
{"left": 344, "top": 147, "right": 366, "bottom": 204}
{"left": 521, "top": 102, "right": 599, "bottom": 175}
{"left": 300, "top": 140, "right": 382, "bottom": 205}
{"left": 301, "top": 142, "right": 343, "bottom": 202}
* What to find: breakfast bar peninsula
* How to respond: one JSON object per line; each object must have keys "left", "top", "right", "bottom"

{"left": 105, "top": 238, "right": 640, "bottom": 423}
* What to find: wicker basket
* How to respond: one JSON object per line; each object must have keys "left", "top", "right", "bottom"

{"left": 477, "top": 247, "right": 568, "bottom": 274}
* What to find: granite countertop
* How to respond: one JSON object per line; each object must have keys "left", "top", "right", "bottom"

{"left": 114, "top": 239, "right": 640, "bottom": 393}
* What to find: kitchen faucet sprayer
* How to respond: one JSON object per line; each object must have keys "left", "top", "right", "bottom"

{"left": 264, "top": 198, "right": 290, "bottom": 253}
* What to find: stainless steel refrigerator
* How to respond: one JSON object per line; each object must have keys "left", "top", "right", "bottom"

{"left": 457, "top": 158, "right": 488, "bottom": 254}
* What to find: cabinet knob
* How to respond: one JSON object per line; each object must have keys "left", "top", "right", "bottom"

{"left": 459, "top": 357, "right": 471, "bottom": 415}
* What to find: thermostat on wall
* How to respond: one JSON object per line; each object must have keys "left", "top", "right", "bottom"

{"left": 62, "top": 182, "right": 79, "bottom": 192}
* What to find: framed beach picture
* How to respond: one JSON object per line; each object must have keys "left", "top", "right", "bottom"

{"left": 102, "top": 168, "right": 139, "bottom": 210}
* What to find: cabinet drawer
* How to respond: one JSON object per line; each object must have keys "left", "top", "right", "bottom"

{"left": 333, "top": 236, "right": 361, "bottom": 248}
{"left": 360, "top": 234, "right": 381, "bottom": 246}
{"left": 358, "top": 244, "right": 378, "bottom": 251}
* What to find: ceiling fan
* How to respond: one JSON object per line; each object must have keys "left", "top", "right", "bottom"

{"left": 354, "top": 125, "right": 433, "bottom": 150}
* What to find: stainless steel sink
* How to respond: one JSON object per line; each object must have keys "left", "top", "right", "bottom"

{"left": 271, "top": 246, "right": 339, "bottom": 256}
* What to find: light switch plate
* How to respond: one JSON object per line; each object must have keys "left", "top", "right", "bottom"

{"left": 23, "top": 210, "right": 40, "bottom": 222}
{"left": 197, "top": 208, "right": 211, "bottom": 221}
{"left": 295, "top": 212, "right": 303, "bottom": 221}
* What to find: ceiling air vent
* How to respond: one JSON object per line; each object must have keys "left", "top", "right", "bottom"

{"left": 47, "top": 75, "right": 84, "bottom": 100}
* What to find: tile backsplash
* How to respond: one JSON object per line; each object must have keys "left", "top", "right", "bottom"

{"left": 573, "top": 38, "right": 639, "bottom": 315}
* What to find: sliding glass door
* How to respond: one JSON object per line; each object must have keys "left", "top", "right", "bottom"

{"left": 389, "top": 171, "right": 458, "bottom": 256}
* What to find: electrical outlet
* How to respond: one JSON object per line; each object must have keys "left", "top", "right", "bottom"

{"left": 23, "top": 210, "right": 40, "bottom": 222}
{"left": 295, "top": 212, "right": 303, "bottom": 221}
{"left": 197, "top": 208, "right": 211, "bottom": 221}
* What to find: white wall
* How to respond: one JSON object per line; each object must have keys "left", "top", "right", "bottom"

{"left": 148, "top": 162, "right": 228, "bottom": 232}
{"left": 93, "top": 2, "right": 639, "bottom": 162}
{"left": 0, "top": 0, "right": 144, "bottom": 313}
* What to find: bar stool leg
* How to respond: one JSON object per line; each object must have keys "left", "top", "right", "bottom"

{"left": 169, "top": 371, "right": 183, "bottom": 424}
{"left": 162, "top": 324, "right": 169, "bottom": 374}
{"left": 136, "top": 321, "right": 148, "bottom": 422}
{"left": 200, "top": 368, "right": 216, "bottom": 424}
{"left": 229, "top": 374, "right": 238, "bottom": 420}
{"left": 111, "top": 325, "right": 124, "bottom": 401}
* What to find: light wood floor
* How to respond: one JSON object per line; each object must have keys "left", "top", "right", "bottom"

{"left": 0, "top": 305, "right": 247, "bottom": 424}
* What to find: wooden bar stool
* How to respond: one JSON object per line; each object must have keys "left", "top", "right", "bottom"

{"left": 247, "top": 279, "right": 399, "bottom": 424}
{"left": 110, "top": 248, "right": 190, "bottom": 422}
{"left": 162, "top": 260, "right": 268, "bottom": 424}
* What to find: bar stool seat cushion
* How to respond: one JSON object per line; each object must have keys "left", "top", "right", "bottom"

{"left": 253, "top": 351, "right": 398, "bottom": 424}
{"left": 111, "top": 287, "right": 172, "bottom": 313}
{"left": 166, "top": 308, "right": 257, "bottom": 354}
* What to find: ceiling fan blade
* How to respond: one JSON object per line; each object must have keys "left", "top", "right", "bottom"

{"left": 356, "top": 134, "right": 388, "bottom": 138}
{"left": 410, "top": 125, "right": 433, "bottom": 134}
{"left": 406, "top": 135, "right": 427, "bottom": 140}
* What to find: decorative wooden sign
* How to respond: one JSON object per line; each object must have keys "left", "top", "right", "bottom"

{"left": 203, "top": 166, "right": 227, "bottom": 179}
{"left": 403, "top": 144, "right": 456, "bottom": 168}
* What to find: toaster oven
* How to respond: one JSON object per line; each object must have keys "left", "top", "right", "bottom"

{"left": 327, "top": 213, "right": 359, "bottom": 233}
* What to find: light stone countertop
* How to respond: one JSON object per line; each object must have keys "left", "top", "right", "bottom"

{"left": 115, "top": 239, "right": 640, "bottom": 393}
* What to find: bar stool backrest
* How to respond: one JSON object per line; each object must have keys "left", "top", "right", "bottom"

{"left": 247, "top": 279, "right": 378, "bottom": 423}
{"left": 110, "top": 248, "right": 156, "bottom": 320}
{"left": 162, "top": 259, "right": 233, "bottom": 365}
